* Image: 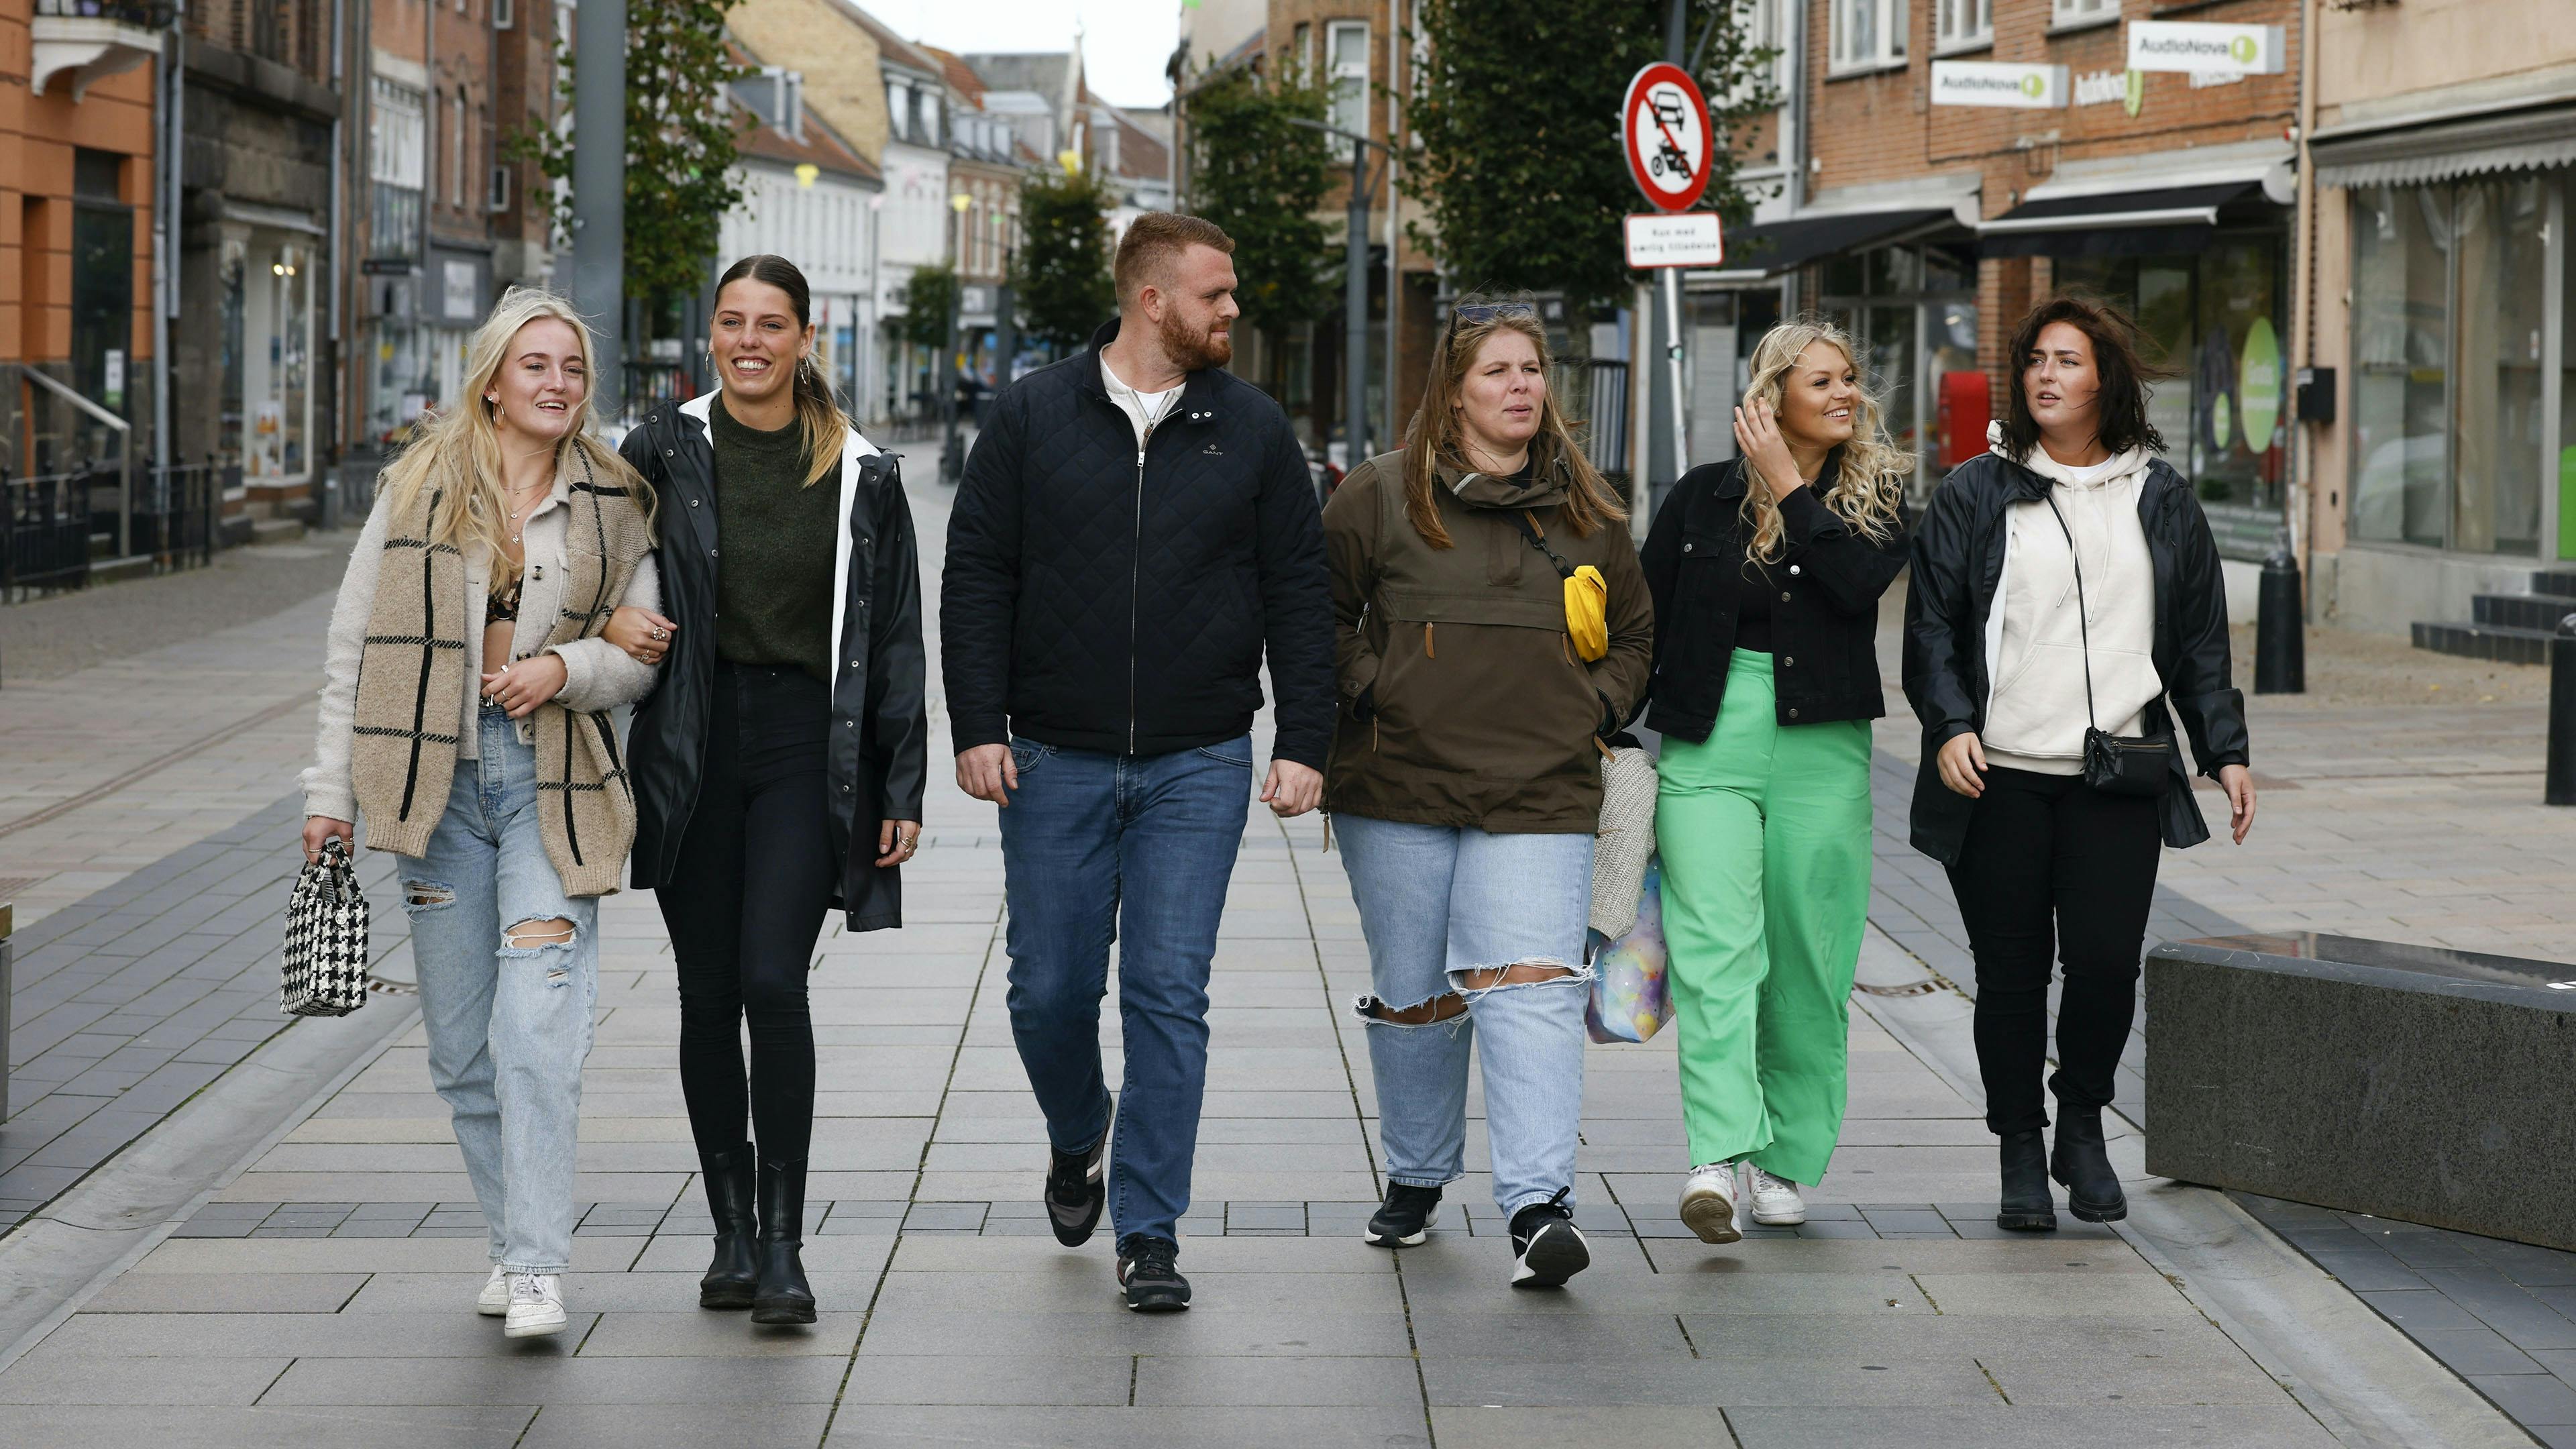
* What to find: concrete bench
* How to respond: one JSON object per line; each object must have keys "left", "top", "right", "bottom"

{"left": 2144, "top": 933, "right": 2576, "bottom": 1252}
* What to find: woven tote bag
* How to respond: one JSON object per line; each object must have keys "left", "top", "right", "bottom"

{"left": 1590, "top": 744, "right": 1658, "bottom": 939}
{"left": 281, "top": 837, "right": 371, "bottom": 1017}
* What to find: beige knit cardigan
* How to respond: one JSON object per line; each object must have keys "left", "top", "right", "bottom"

{"left": 307, "top": 450, "right": 657, "bottom": 896}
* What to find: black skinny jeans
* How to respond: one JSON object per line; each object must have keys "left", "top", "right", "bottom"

{"left": 1943, "top": 765, "right": 2162, "bottom": 1137}
{"left": 658, "top": 663, "right": 837, "bottom": 1163}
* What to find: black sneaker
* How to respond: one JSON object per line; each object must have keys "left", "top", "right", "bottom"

{"left": 1044, "top": 1135, "right": 1108, "bottom": 1247}
{"left": 1507, "top": 1191, "right": 1591, "bottom": 1289}
{"left": 1364, "top": 1183, "right": 1442, "bottom": 1247}
{"left": 1116, "top": 1235, "right": 1191, "bottom": 1312}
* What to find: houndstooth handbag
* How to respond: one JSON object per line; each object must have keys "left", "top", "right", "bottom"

{"left": 281, "top": 837, "right": 371, "bottom": 1017}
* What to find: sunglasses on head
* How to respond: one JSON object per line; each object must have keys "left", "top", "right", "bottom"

{"left": 1450, "top": 302, "right": 1536, "bottom": 329}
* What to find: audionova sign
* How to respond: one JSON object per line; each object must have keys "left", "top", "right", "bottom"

{"left": 2127, "top": 20, "right": 2287, "bottom": 76}
{"left": 1929, "top": 60, "right": 2070, "bottom": 109}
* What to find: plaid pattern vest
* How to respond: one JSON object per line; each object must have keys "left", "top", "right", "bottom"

{"left": 348, "top": 451, "right": 651, "bottom": 896}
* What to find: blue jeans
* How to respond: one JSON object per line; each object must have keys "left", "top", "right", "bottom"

{"left": 399, "top": 702, "right": 600, "bottom": 1274}
{"left": 999, "top": 735, "right": 1251, "bottom": 1246}
{"left": 1336, "top": 815, "right": 1593, "bottom": 1218}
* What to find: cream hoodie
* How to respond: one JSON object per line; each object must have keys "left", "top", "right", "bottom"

{"left": 1980, "top": 423, "right": 2162, "bottom": 775}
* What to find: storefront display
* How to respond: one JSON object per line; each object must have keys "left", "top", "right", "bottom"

{"left": 1818, "top": 242, "right": 1980, "bottom": 498}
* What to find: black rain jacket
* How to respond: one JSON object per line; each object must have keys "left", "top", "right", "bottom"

{"left": 941, "top": 317, "right": 1335, "bottom": 768}
{"left": 619, "top": 394, "right": 930, "bottom": 932}
{"left": 1901, "top": 451, "right": 2251, "bottom": 864}
{"left": 1640, "top": 455, "right": 1909, "bottom": 740}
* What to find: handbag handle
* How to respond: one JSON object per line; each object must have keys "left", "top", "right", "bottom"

{"left": 2039, "top": 492, "right": 2100, "bottom": 736}
{"left": 314, "top": 835, "right": 354, "bottom": 909}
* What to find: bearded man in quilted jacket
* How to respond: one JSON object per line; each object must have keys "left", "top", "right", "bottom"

{"left": 940, "top": 212, "right": 1335, "bottom": 1313}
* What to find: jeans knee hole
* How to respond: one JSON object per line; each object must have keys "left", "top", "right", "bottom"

{"left": 401, "top": 880, "right": 455, "bottom": 912}
{"left": 1450, "top": 959, "right": 1592, "bottom": 998}
{"left": 500, "top": 918, "right": 579, "bottom": 958}
{"left": 1352, "top": 991, "right": 1467, "bottom": 1027}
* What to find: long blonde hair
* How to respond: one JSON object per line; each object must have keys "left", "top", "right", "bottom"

{"left": 715, "top": 254, "right": 848, "bottom": 486}
{"left": 1399, "top": 293, "right": 1626, "bottom": 549}
{"left": 1735, "top": 317, "right": 1909, "bottom": 566}
{"left": 376, "top": 287, "right": 651, "bottom": 557}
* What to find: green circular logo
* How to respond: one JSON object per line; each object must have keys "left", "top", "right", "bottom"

{"left": 2021, "top": 73, "right": 2045, "bottom": 98}
{"left": 2212, "top": 392, "right": 2235, "bottom": 452}
{"left": 2239, "top": 317, "right": 2282, "bottom": 455}
{"left": 2230, "top": 35, "right": 2258, "bottom": 64}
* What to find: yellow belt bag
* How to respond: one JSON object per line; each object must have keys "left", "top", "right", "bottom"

{"left": 1514, "top": 510, "right": 1609, "bottom": 662}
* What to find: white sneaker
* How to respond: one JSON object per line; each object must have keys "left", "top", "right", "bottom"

{"left": 1678, "top": 1163, "right": 1741, "bottom": 1244}
{"left": 502, "top": 1273, "right": 568, "bottom": 1338}
{"left": 1741, "top": 1163, "right": 1808, "bottom": 1226}
{"left": 475, "top": 1265, "right": 510, "bottom": 1316}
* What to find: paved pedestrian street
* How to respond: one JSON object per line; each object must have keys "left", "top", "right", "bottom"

{"left": 0, "top": 454, "right": 2563, "bottom": 1447}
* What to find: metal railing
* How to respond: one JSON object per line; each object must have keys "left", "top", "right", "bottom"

{"left": 1, "top": 470, "right": 93, "bottom": 600}
{"left": 133, "top": 460, "right": 219, "bottom": 570}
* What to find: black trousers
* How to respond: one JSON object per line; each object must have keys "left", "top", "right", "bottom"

{"left": 1943, "top": 765, "right": 2161, "bottom": 1137}
{"left": 657, "top": 663, "right": 838, "bottom": 1162}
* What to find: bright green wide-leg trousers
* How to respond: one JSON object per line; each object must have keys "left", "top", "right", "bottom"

{"left": 1655, "top": 649, "right": 1874, "bottom": 1183}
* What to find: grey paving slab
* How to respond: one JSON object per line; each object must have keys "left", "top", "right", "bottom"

{"left": 1128, "top": 1353, "right": 1424, "bottom": 1407}
{"left": 0, "top": 1404, "right": 536, "bottom": 1449}
{"left": 1721, "top": 1404, "right": 2341, "bottom": 1448}
{"left": 819, "top": 1405, "right": 1432, "bottom": 1448}
{"left": 515, "top": 1402, "right": 835, "bottom": 1449}
{"left": 0, "top": 1348, "right": 294, "bottom": 1405}
{"left": 80, "top": 1271, "right": 370, "bottom": 1313}
{"left": 573, "top": 1310, "right": 864, "bottom": 1357}
{"left": 837, "top": 1353, "right": 1135, "bottom": 1405}
{"left": 259, "top": 1354, "right": 852, "bottom": 1405}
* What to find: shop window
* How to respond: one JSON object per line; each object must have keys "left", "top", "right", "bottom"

{"left": 1328, "top": 21, "right": 1371, "bottom": 140}
{"left": 493, "top": 0, "right": 512, "bottom": 28}
{"left": 1818, "top": 243, "right": 1978, "bottom": 496}
{"left": 2349, "top": 178, "right": 2556, "bottom": 557}
{"left": 1832, "top": 0, "right": 1907, "bottom": 73}
{"left": 1936, "top": 0, "right": 1990, "bottom": 51}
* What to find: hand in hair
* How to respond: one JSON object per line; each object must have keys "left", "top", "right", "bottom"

{"left": 1733, "top": 398, "right": 1808, "bottom": 504}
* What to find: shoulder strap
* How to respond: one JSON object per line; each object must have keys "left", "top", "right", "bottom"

{"left": 1511, "top": 508, "right": 1576, "bottom": 580}
{"left": 2039, "top": 492, "right": 2099, "bottom": 733}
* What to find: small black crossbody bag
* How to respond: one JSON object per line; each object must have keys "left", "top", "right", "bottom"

{"left": 2043, "top": 493, "right": 2174, "bottom": 799}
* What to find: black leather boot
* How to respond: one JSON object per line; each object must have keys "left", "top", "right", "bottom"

{"left": 750, "top": 1157, "right": 818, "bottom": 1325}
{"left": 2050, "top": 1110, "right": 2128, "bottom": 1222}
{"left": 1995, "top": 1129, "right": 2058, "bottom": 1232}
{"left": 696, "top": 1146, "right": 759, "bottom": 1310}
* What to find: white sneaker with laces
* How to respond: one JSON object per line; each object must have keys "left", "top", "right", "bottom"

{"left": 1741, "top": 1163, "right": 1808, "bottom": 1225}
{"left": 475, "top": 1265, "right": 510, "bottom": 1316}
{"left": 1678, "top": 1163, "right": 1741, "bottom": 1244}
{"left": 502, "top": 1273, "right": 568, "bottom": 1338}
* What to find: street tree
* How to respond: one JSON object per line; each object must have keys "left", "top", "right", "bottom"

{"left": 1403, "top": 0, "right": 1778, "bottom": 318}
{"left": 896, "top": 264, "right": 961, "bottom": 354}
{"left": 1012, "top": 161, "right": 1117, "bottom": 350}
{"left": 1184, "top": 60, "right": 1334, "bottom": 335}
{"left": 511, "top": 0, "right": 750, "bottom": 313}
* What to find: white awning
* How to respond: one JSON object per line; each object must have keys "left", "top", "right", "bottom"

{"left": 2023, "top": 138, "right": 2296, "bottom": 207}
{"left": 2313, "top": 104, "right": 2576, "bottom": 189}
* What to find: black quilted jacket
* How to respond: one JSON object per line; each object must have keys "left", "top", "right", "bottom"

{"left": 941, "top": 317, "right": 1336, "bottom": 769}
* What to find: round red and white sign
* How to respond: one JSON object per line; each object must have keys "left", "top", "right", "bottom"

{"left": 1623, "top": 62, "right": 1713, "bottom": 214}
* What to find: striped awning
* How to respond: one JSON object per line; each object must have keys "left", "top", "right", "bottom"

{"left": 2313, "top": 103, "right": 2576, "bottom": 190}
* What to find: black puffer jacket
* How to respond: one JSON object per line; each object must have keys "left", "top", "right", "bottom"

{"left": 941, "top": 317, "right": 1336, "bottom": 768}
{"left": 1902, "top": 451, "right": 2249, "bottom": 864}
{"left": 619, "top": 394, "right": 928, "bottom": 931}
{"left": 1640, "top": 455, "right": 1909, "bottom": 739}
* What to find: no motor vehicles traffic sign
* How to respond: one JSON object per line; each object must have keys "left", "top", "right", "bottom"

{"left": 1623, "top": 62, "right": 1713, "bottom": 214}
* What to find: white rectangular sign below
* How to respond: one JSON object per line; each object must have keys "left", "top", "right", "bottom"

{"left": 1625, "top": 211, "right": 1724, "bottom": 269}
{"left": 1929, "top": 60, "right": 2069, "bottom": 109}
{"left": 2128, "top": 20, "right": 2287, "bottom": 76}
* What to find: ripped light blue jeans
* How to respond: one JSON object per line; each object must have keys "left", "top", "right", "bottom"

{"left": 399, "top": 701, "right": 599, "bottom": 1274}
{"left": 1336, "top": 814, "right": 1593, "bottom": 1218}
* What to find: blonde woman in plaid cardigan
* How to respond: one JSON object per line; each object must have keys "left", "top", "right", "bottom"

{"left": 301, "top": 288, "right": 662, "bottom": 1339}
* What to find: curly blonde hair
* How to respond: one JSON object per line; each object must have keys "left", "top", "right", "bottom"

{"left": 1736, "top": 318, "right": 1908, "bottom": 566}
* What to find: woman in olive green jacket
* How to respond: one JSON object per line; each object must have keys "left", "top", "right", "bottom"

{"left": 1322, "top": 297, "right": 1652, "bottom": 1289}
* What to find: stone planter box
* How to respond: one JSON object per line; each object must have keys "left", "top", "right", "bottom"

{"left": 2145, "top": 933, "right": 2576, "bottom": 1252}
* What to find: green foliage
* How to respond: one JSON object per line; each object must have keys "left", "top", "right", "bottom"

{"left": 508, "top": 0, "right": 751, "bottom": 309}
{"left": 1012, "top": 164, "right": 1118, "bottom": 350}
{"left": 1184, "top": 59, "right": 1334, "bottom": 331}
{"left": 895, "top": 263, "right": 960, "bottom": 353}
{"left": 1403, "top": 0, "right": 1778, "bottom": 317}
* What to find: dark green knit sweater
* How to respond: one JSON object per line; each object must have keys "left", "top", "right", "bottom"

{"left": 711, "top": 395, "right": 838, "bottom": 684}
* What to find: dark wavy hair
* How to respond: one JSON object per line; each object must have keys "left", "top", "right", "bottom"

{"left": 714, "top": 254, "right": 847, "bottom": 487}
{"left": 1998, "top": 293, "right": 2171, "bottom": 464}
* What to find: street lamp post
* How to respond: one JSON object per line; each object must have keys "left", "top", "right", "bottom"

{"left": 1289, "top": 118, "right": 1388, "bottom": 476}
{"left": 942, "top": 192, "right": 972, "bottom": 484}
{"left": 570, "top": 0, "right": 627, "bottom": 421}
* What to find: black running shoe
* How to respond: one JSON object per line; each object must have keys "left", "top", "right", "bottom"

{"left": 1508, "top": 1191, "right": 1591, "bottom": 1289}
{"left": 1044, "top": 1135, "right": 1108, "bottom": 1247}
{"left": 1364, "top": 1183, "right": 1442, "bottom": 1247}
{"left": 1116, "top": 1235, "right": 1191, "bottom": 1312}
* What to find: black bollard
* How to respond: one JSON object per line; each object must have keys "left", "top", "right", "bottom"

{"left": 2253, "top": 545, "right": 2306, "bottom": 694}
{"left": 2548, "top": 614, "right": 2576, "bottom": 806}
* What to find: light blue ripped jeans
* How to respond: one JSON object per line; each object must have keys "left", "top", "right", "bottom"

{"left": 1336, "top": 814, "right": 1593, "bottom": 1218}
{"left": 399, "top": 701, "right": 599, "bottom": 1274}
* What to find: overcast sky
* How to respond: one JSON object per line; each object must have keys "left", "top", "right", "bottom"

{"left": 884, "top": 0, "right": 1181, "bottom": 110}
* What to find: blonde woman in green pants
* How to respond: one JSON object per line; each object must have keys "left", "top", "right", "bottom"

{"left": 1637, "top": 319, "right": 1911, "bottom": 1242}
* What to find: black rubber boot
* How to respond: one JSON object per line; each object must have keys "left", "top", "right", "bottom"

{"left": 1995, "top": 1130, "right": 2058, "bottom": 1232}
{"left": 2050, "top": 1110, "right": 2128, "bottom": 1223}
{"left": 697, "top": 1146, "right": 759, "bottom": 1309}
{"left": 750, "top": 1157, "right": 818, "bottom": 1325}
